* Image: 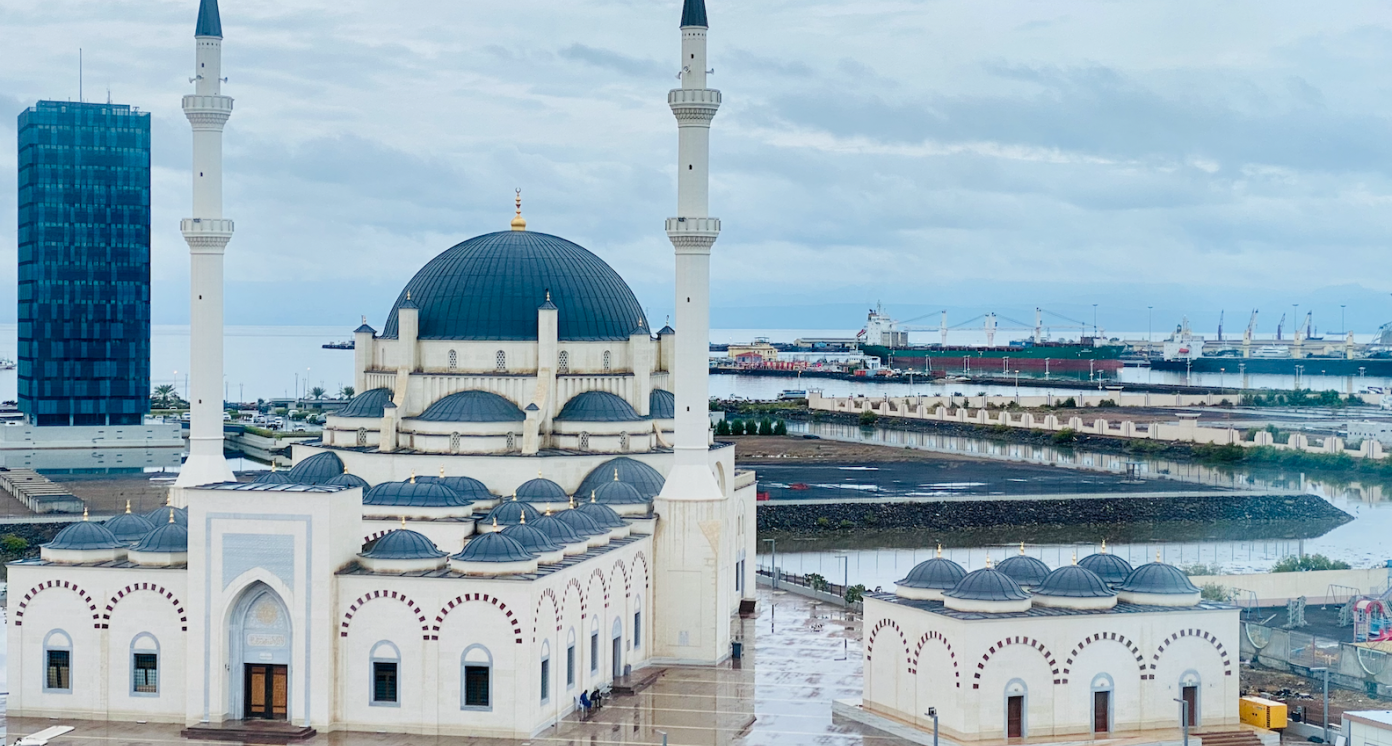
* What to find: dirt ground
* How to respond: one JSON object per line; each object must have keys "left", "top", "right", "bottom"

{"left": 731, "top": 436, "right": 966, "bottom": 464}
{"left": 1242, "top": 663, "right": 1385, "bottom": 727}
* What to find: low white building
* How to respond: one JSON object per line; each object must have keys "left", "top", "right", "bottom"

{"left": 861, "top": 549, "right": 1241, "bottom": 742}
{"left": 1344, "top": 710, "right": 1392, "bottom": 746}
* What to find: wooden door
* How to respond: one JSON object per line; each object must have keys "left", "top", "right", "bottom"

{"left": 1007, "top": 695, "right": 1024, "bottom": 738}
{"left": 1182, "top": 686, "right": 1198, "bottom": 726}
{"left": 245, "top": 664, "right": 288, "bottom": 720}
{"left": 1093, "top": 691, "right": 1110, "bottom": 733}
{"left": 270, "top": 665, "right": 288, "bottom": 718}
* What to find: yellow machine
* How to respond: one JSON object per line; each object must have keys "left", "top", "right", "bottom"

{"left": 1240, "top": 696, "right": 1288, "bottom": 729}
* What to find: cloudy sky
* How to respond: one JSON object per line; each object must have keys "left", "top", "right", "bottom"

{"left": 3, "top": 0, "right": 1392, "bottom": 335}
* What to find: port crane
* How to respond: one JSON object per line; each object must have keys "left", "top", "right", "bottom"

{"left": 861, "top": 305, "right": 1091, "bottom": 347}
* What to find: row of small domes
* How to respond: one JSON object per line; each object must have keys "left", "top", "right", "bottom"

{"left": 895, "top": 545, "right": 1201, "bottom": 612}
{"left": 41, "top": 504, "right": 191, "bottom": 565}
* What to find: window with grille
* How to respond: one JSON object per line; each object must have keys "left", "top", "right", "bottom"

{"left": 539, "top": 658, "right": 550, "bottom": 703}
{"left": 558, "top": 350, "right": 569, "bottom": 374}
{"left": 590, "top": 631, "right": 599, "bottom": 673}
{"left": 373, "top": 662, "right": 398, "bottom": 704}
{"left": 448, "top": 349, "right": 457, "bottom": 370}
{"left": 567, "top": 644, "right": 576, "bottom": 687}
{"left": 620, "top": 432, "right": 629, "bottom": 452}
{"left": 46, "top": 649, "right": 70, "bottom": 691}
{"left": 450, "top": 432, "right": 461, "bottom": 452}
{"left": 634, "top": 612, "right": 642, "bottom": 648}
{"left": 602, "top": 350, "right": 611, "bottom": 372}
{"left": 495, "top": 350, "right": 506, "bottom": 372}
{"left": 579, "top": 432, "right": 590, "bottom": 451}
{"left": 506, "top": 432, "right": 516, "bottom": 451}
{"left": 356, "top": 428, "right": 367, "bottom": 447}
{"left": 464, "top": 665, "right": 490, "bottom": 707}
{"left": 133, "top": 653, "right": 158, "bottom": 693}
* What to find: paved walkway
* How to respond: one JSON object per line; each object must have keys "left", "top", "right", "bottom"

{"left": 1, "top": 588, "right": 914, "bottom": 746}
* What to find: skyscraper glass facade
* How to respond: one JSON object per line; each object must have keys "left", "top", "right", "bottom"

{"left": 17, "top": 101, "right": 151, "bottom": 426}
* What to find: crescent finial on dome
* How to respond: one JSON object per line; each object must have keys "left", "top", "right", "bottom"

{"left": 511, "top": 188, "right": 527, "bottom": 231}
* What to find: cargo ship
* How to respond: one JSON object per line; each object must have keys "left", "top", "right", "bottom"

{"left": 1147, "top": 317, "right": 1392, "bottom": 377}
{"left": 857, "top": 307, "right": 1124, "bottom": 376}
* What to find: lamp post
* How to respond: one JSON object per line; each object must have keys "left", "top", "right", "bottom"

{"left": 1173, "top": 698, "right": 1189, "bottom": 746}
{"left": 763, "top": 538, "right": 777, "bottom": 591}
{"left": 926, "top": 707, "right": 939, "bottom": 746}
{"left": 1311, "top": 666, "right": 1330, "bottom": 744}
{"left": 835, "top": 551, "right": 850, "bottom": 660}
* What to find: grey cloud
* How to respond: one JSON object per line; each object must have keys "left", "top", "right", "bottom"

{"left": 560, "top": 44, "right": 663, "bottom": 78}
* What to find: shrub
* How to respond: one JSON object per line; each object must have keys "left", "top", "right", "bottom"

{"left": 859, "top": 410, "right": 879, "bottom": 427}
{"left": 1200, "top": 583, "right": 1228, "bottom": 601}
{"left": 862, "top": 512, "right": 879, "bottom": 525}
{"left": 758, "top": 418, "right": 774, "bottom": 436}
{"left": 730, "top": 420, "right": 745, "bottom": 436}
{"left": 806, "top": 573, "right": 829, "bottom": 592}
{"left": 1052, "top": 428, "right": 1078, "bottom": 445}
{"left": 773, "top": 420, "right": 788, "bottom": 436}
{"left": 1179, "top": 563, "right": 1224, "bottom": 577}
{"left": 715, "top": 419, "right": 731, "bottom": 436}
{"left": 0, "top": 534, "right": 28, "bottom": 553}
{"left": 1060, "top": 397, "right": 1077, "bottom": 408}
{"left": 837, "top": 519, "right": 856, "bottom": 529}
{"left": 845, "top": 584, "right": 867, "bottom": 605}
{"left": 816, "top": 517, "right": 832, "bottom": 528}
{"left": 1097, "top": 399, "right": 1117, "bottom": 408}
{"left": 1271, "top": 554, "right": 1351, "bottom": 572}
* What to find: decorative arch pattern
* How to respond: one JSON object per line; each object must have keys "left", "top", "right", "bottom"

{"left": 589, "top": 568, "right": 610, "bottom": 609}
{"left": 103, "top": 582, "right": 188, "bottom": 631}
{"left": 1063, "top": 631, "right": 1145, "bottom": 684}
{"left": 14, "top": 580, "right": 99, "bottom": 628}
{"left": 973, "top": 635, "right": 1059, "bottom": 689}
{"left": 433, "top": 593, "right": 522, "bottom": 645}
{"left": 1151, "top": 628, "right": 1232, "bottom": 679}
{"left": 633, "top": 551, "right": 650, "bottom": 589}
{"left": 340, "top": 589, "right": 429, "bottom": 640}
{"left": 560, "top": 578, "right": 587, "bottom": 618}
{"left": 911, "top": 630, "right": 958, "bottom": 686}
{"left": 533, "top": 588, "right": 561, "bottom": 640}
{"left": 865, "top": 618, "right": 909, "bottom": 668}
{"left": 612, "top": 558, "right": 630, "bottom": 597}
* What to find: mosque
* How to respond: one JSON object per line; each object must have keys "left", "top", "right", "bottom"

{"left": 6, "top": 0, "right": 755, "bottom": 739}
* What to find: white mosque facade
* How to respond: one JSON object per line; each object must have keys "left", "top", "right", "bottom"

{"left": 6, "top": 0, "right": 756, "bottom": 739}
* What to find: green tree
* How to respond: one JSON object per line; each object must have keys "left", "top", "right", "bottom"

{"left": 715, "top": 419, "right": 731, "bottom": 436}
{"left": 1052, "top": 428, "right": 1078, "bottom": 445}
{"left": 859, "top": 409, "right": 879, "bottom": 427}
{"left": 758, "top": 418, "right": 774, "bottom": 436}
{"left": 1271, "top": 554, "right": 1351, "bottom": 572}
{"left": 153, "top": 384, "right": 177, "bottom": 408}
{"left": 339, "top": 386, "right": 355, "bottom": 399}
{"left": 773, "top": 420, "right": 788, "bottom": 436}
{"left": 0, "top": 534, "right": 28, "bottom": 553}
{"left": 805, "top": 573, "right": 829, "bottom": 592}
{"left": 309, "top": 386, "right": 326, "bottom": 400}
{"left": 1200, "top": 583, "right": 1228, "bottom": 602}
{"left": 845, "top": 584, "right": 867, "bottom": 605}
{"left": 730, "top": 419, "right": 744, "bottom": 436}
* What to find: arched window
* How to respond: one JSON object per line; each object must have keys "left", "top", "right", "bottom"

{"left": 633, "top": 596, "right": 642, "bottom": 649}
{"left": 590, "top": 616, "right": 600, "bottom": 675}
{"left": 602, "top": 350, "right": 612, "bottom": 372}
{"left": 495, "top": 350, "right": 507, "bottom": 372}
{"left": 449, "top": 432, "right": 461, "bottom": 453}
{"left": 461, "top": 644, "right": 493, "bottom": 710}
{"left": 1090, "top": 673, "right": 1114, "bottom": 734}
{"left": 448, "top": 349, "right": 458, "bottom": 371}
{"left": 579, "top": 432, "right": 590, "bottom": 451}
{"left": 539, "top": 640, "right": 552, "bottom": 704}
{"left": 43, "top": 629, "right": 72, "bottom": 693}
{"left": 370, "top": 640, "right": 400, "bottom": 706}
{"left": 131, "top": 633, "right": 160, "bottom": 696}
{"left": 566, "top": 628, "right": 578, "bottom": 690}
{"left": 356, "top": 428, "right": 367, "bottom": 447}
{"left": 558, "top": 350, "right": 569, "bottom": 375}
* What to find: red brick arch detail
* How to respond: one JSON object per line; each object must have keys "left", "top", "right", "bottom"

{"left": 1063, "top": 631, "right": 1146, "bottom": 684}
{"left": 560, "top": 578, "right": 587, "bottom": 618}
{"left": 340, "top": 589, "right": 429, "bottom": 640}
{"left": 612, "top": 558, "right": 630, "bottom": 597}
{"left": 1150, "top": 628, "right": 1232, "bottom": 679}
{"left": 533, "top": 588, "right": 561, "bottom": 641}
{"left": 973, "top": 636, "right": 1060, "bottom": 689}
{"left": 14, "top": 580, "right": 99, "bottom": 628}
{"left": 633, "top": 551, "right": 650, "bottom": 589}
{"left": 911, "top": 630, "right": 959, "bottom": 687}
{"left": 589, "top": 568, "right": 610, "bottom": 609}
{"left": 433, "top": 593, "right": 522, "bottom": 645}
{"left": 103, "top": 583, "right": 188, "bottom": 632}
{"left": 865, "top": 618, "right": 909, "bottom": 668}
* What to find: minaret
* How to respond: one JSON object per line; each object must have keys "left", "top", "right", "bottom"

{"left": 174, "top": 0, "right": 235, "bottom": 489}
{"left": 652, "top": 0, "right": 731, "bottom": 665}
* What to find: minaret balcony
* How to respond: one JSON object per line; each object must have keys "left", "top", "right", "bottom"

{"left": 666, "top": 217, "right": 720, "bottom": 251}
{"left": 181, "top": 218, "right": 235, "bottom": 251}
{"left": 182, "top": 94, "right": 234, "bottom": 129}
{"left": 668, "top": 88, "right": 721, "bottom": 123}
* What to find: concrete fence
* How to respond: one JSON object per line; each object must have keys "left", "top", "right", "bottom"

{"left": 810, "top": 392, "right": 1387, "bottom": 461}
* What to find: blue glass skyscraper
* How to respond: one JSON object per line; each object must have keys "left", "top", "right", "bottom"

{"left": 17, "top": 101, "right": 151, "bottom": 426}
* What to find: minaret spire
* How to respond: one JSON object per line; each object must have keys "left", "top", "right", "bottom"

{"left": 174, "top": 0, "right": 235, "bottom": 491}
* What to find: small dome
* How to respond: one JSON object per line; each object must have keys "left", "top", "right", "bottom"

{"left": 649, "top": 389, "right": 675, "bottom": 419}
{"left": 1035, "top": 565, "right": 1116, "bottom": 598}
{"left": 453, "top": 532, "right": 536, "bottom": 563}
{"left": 576, "top": 501, "right": 627, "bottom": 529}
{"left": 143, "top": 505, "right": 189, "bottom": 527}
{"left": 577, "top": 458, "right": 665, "bottom": 500}
{"left": 324, "top": 472, "right": 370, "bottom": 489}
{"left": 418, "top": 475, "right": 494, "bottom": 502}
{"left": 593, "top": 480, "right": 647, "bottom": 505}
{"left": 287, "top": 452, "right": 344, "bottom": 484}
{"left": 416, "top": 390, "right": 525, "bottom": 423}
{"left": 516, "top": 477, "right": 567, "bottom": 502}
{"left": 484, "top": 499, "right": 543, "bottom": 526}
{"left": 944, "top": 567, "right": 1030, "bottom": 602}
{"left": 337, "top": 387, "right": 392, "bottom": 418}
{"left": 132, "top": 522, "right": 189, "bottom": 553}
{"left": 364, "top": 481, "right": 471, "bottom": 508}
{"left": 47, "top": 520, "right": 124, "bottom": 551}
{"left": 896, "top": 557, "right": 966, "bottom": 590}
{"left": 500, "top": 523, "right": 564, "bottom": 554}
{"left": 996, "top": 554, "right": 1051, "bottom": 588}
{"left": 254, "top": 471, "right": 293, "bottom": 484}
{"left": 1078, "top": 552, "right": 1134, "bottom": 586}
{"left": 557, "top": 391, "right": 643, "bottom": 422}
{"left": 533, "top": 514, "right": 588, "bottom": 545}
{"left": 104, "top": 511, "right": 155, "bottom": 544}
{"left": 363, "top": 529, "right": 446, "bottom": 560}
{"left": 1118, "top": 562, "right": 1200, "bottom": 595}
{"left": 553, "top": 508, "right": 606, "bottom": 536}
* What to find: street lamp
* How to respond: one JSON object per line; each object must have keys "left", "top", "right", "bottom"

{"left": 1311, "top": 666, "right": 1330, "bottom": 744}
{"left": 763, "top": 538, "right": 777, "bottom": 591}
{"left": 835, "top": 551, "right": 850, "bottom": 660}
{"left": 926, "top": 707, "right": 939, "bottom": 746}
{"left": 1093, "top": 303, "right": 1098, "bottom": 337}
{"left": 1173, "top": 698, "right": 1189, "bottom": 746}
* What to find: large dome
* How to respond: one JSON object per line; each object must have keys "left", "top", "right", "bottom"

{"left": 381, "top": 231, "right": 649, "bottom": 342}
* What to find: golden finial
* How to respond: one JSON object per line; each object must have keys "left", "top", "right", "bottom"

{"left": 166, "top": 494, "right": 173, "bottom": 506}
{"left": 492, "top": 517, "right": 498, "bottom": 529}
{"left": 1019, "top": 541, "right": 1025, "bottom": 556}
{"left": 1156, "top": 548, "right": 1162, "bottom": 563}
{"left": 512, "top": 493, "right": 518, "bottom": 501}
{"left": 125, "top": 500, "right": 132, "bottom": 514}
{"left": 343, "top": 463, "right": 350, "bottom": 475}
{"left": 545, "top": 507, "right": 553, "bottom": 516}
{"left": 569, "top": 493, "right": 577, "bottom": 509}
{"left": 538, "top": 470, "right": 543, "bottom": 479}
{"left": 361, "top": 314, "right": 366, "bottom": 325}
{"left": 546, "top": 290, "right": 552, "bottom": 302}
{"left": 591, "top": 489, "right": 597, "bottom": 504}
{"left": 985, "top": 553, "right": 993, "bottom": 569}
{"left": 82, "top": 506, "right": 89, "bottom": 521}
{"left": 511, "top": 188, "right": 527, "bottom": 231}
{"left": 401, "top": 516, "right": 406, "bottom": 529}
{"left": 614, "top": 467, "right": 620, "bottom": 481}
{"left": 406, "top": 290, "right": 411, "bottom": 301}
{"left": 409, "top": 470, "right": 416, "bottom": 484}
{"left": 1101, "top": 539, "right": 1108, "bottom": 554}
{"left": 1072, "top": 551, "right": 1078, "bottom": 565}
{"left": 271, "top": 461, "right": 277, "bottom": 472}
{"left": 520, "top": 511, "right": 527, "bottom": 525}
{"left": 936, "top": 544, "right": 942, "bottom": 558}
{"left": 169, "top": 508, "right": 175, "bottom": 524}
{"left": 439, "top": 466, "right": 445, "bottom": 479}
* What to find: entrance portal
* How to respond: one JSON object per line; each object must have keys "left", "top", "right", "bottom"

{"left": 245, "top": 664, "right": 288, "bottom": 719}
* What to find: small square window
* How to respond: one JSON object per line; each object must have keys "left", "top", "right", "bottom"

{"left": 373, "top": 661, "right": 398, "bottom": 704}
{"left": 133, "top": 653, "right": 158, "bottom": 693}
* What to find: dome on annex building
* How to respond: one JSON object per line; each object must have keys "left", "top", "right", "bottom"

{"left": 453, "top": 532, "right": 536, "bottom": 563}
{"left": 553, "top": 507, "right": 606, "bottom": 537}
{"left": 144, "top": 505, "right": 188, "bottom": 527}
{"left": 416, "top": 391, "right": 525, "bottom": 423}
{"left": 533, "top": 513, "right": 588, "bottom": 546}
{"left": 943, "top": 566, "right": 1031, "bottom": 603}
{"left": 381, "top": 231, "right": 649, "bottom": 342}
{"left": 996, "top": 552, "right": 1051, "bottom": 588}
{"left": 363, "top": 529, "right": 447, "bottom": 560}
{"left": 576, "top": 501, "right": 627, "bottom": 529}
{"left": 556, "top": 391, "right": 643, "bottom": 422}
{"left": 516, "top": 477, "right": 567, "bottom": 502}
{"left": 287, "top": 452, "right": 344, "bottom": 484}
{"left": 364, "top": 480, "right": 471, "bottom": 508}
{"left": 337, "top": 387, "right": 392, "bottom": 419}
{"left": 46, "top": 520, "right": 125, "bottom": 551}
{"left": 1117, "top": 561, "right": 1200, "bottom": 596}
{"left": 500, "top": 522, "right": 564, "bottom": 555}
{"left": 484, "top": 498, "right": 543, "bottom": 526}
{"left": 105, "top": 508, "right": 155, "bottom": 544}
{"left": 417, "top": 475, "right": 494, "bottom": 501}
{"left": 132, "top": 522, "right": 189, "bottom": 553}
{"left": 592, "top": 480, "right": 647, "bottom": 505}
{"left": 254, "top": 471, "right": 293, "bottom": 485}
{"left": 1034, "top": 565, "right": 1116, "bottom": 599}
{"left": 324, "top": 472, "right": 370, "bottom": 489}
{"left": 1078, "top": 550, "right": 1134, "bottom": 586}
{"left": 577, "top": 458, "right": 665, "bottom": 500}
{"left": 896, "top": 556, "right": 966, "bottom": 590}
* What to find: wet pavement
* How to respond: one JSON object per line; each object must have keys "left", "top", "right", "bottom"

{"left": 1, "top": 587, "right": 912, "bottom": 746}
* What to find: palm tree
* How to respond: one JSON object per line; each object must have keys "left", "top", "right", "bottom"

{"left": 309, "top": 386, "right": 326, "bottom": 400}
{"left": 339, "top": 385, "right": 355, "bottom": 399}
{"left": 153, "top": 384, "right": 176, "bottom": 408}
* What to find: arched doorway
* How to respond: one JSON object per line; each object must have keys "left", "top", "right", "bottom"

{"left": 228, "top": 583, "right": 292, "bottom": 720}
